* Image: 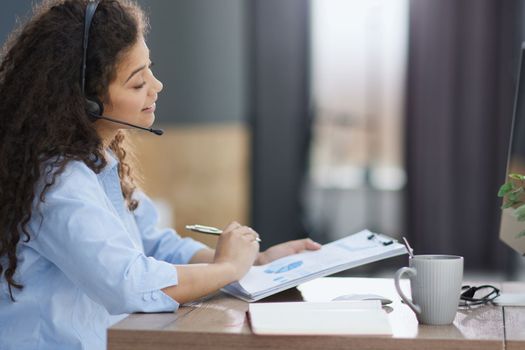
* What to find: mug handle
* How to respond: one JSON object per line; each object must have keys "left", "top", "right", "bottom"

{"left": 394, "top": 267, "right": 421, "bottom": 315}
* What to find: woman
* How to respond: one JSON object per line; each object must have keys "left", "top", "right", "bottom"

{"left": 0, "top": 1, "right": 321, "bottom": 349}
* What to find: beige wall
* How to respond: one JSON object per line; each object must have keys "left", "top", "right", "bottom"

{"left": 129, "top": 124, "right": 250, "bottom": 248}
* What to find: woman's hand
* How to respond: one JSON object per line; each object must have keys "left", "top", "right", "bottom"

{"left": 255, "top": 238, "right": 322, "bottom": 265}
{"left": 213, "top": 221, "right": 260, "bottom": 281}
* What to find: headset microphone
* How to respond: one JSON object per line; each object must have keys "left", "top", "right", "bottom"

{"left": 90, "top": 113, "right": 164, "bottom": 136}
{"left": 82, "top": 1, "right": 163, "bottom": 136}
{"left": 85, "top": 95, "right": 164, "bottom": 135}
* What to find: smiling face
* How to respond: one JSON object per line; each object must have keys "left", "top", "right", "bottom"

{"left": 97, "top": 37, "right": 163, "bottom": 143}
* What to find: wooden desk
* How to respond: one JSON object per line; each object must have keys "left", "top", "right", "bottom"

{"left": 502, "top": 282, "right": 525, "bottom": 350}
{"left": 108, "top": 277, "right": 523, "bottom": 350}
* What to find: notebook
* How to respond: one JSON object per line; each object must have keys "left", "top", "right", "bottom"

{"left": 222, "top": 230, "right": 406, "bottom": 302}
{"left": 248, "top": 300, "right": 392, "bottom": 335}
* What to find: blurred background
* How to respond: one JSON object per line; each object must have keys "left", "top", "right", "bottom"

{"left": 2, "top": 0, "right": 525, "bottom": 280}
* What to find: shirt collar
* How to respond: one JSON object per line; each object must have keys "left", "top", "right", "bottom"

{"left": 98, "top": 150, "right": 119, "bottom": 179}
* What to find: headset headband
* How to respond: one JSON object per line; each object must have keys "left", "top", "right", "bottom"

{"left": 81, "top": 0, "right": 100, "bottom": 94}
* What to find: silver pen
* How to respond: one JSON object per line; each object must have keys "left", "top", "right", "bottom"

{"left": 185, "top": 224, "right": 262, "bottom": 242}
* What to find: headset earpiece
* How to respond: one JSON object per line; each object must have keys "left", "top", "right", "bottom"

{"left": 85, "top": 97, "right": 103, "bottom": 119}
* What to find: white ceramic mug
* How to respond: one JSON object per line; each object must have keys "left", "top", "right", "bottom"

{"left": 394, "top": 255, "right": 463, "bottom": 325}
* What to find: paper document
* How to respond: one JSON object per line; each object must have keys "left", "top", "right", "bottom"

{"left": 222, "top": 230, "right": 406, "bottom": 302}
{"left": 249, "top": 300, "right": 392, "bottom": 335}
{"left": 494, "top": 293, "right": 525, "bottom": 306}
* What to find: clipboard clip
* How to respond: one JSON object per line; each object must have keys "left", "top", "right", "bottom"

{"left": 367, "top": 233, "right": 394, "bottom": 246}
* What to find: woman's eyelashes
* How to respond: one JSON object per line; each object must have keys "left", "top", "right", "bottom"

{"left": 133, "top": 82, "right": 146, "bottom": 90}
{"left": 132, "top": 63, "right": 154, "bottom": 89}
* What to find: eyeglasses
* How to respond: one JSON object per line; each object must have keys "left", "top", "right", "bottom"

{"left": 459, "top": 285, "right": 500, "bottom": 307}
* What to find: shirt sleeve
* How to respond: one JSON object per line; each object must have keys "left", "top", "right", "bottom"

{"left": 27, "top": 162, "right": 181, "bottom": 315}
{"left": 133, "top": 191, "right": 208, "bottom": 264}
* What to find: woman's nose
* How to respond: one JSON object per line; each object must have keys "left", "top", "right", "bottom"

{"left": 153, "top": 75, "right": 163, "bottom": 94}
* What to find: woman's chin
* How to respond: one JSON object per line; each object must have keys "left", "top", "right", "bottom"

{"left": 137, "top": 113, "right": 156, "bottom": 129}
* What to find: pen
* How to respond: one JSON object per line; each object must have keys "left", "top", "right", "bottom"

{"left": 185, "top": 224, "right": 262, "bottom": 242}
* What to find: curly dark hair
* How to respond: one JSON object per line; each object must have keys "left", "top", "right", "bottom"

{"left": 0, "top": 0, "right": 148, "bottom": 301}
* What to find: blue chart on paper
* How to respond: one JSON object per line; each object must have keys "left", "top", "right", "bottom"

{"left": 264, "top": 260, "right": 303, "bottom": 274}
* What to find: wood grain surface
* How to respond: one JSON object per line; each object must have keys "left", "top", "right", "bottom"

{"left": 108, "top": 277, "right": 513, "bottom": 350}
{"left": 502, "top": 281, "right": 525, "bottom": 350}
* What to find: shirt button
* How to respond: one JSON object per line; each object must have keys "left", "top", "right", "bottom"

{"left": 151, "top": 292, "right": 159, "bottom": 301}
{"left": 142, "top": 293, "right": 151, "bottom": 302}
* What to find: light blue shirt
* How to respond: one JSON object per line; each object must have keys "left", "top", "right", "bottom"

{"left": 0, "top": 154, "right": 207, "bottom": 350}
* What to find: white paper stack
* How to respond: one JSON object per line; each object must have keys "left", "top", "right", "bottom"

{"left": 222, "top": 230, "right": 406, "bottom": 302}
{"left": 248, "top": 300, "right": 392, "bottom": 335}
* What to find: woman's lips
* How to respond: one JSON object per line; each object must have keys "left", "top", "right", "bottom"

{"left": 142, "top": 103, "right": 156, "bottom": 113}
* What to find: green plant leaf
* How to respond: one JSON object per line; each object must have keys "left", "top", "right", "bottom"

{"left": 498, "top": 182, "right": 513, "bottom": 197}
{"left": 509, "top": 173, "right": 525, "bottom": 181}
{"left": 508, "top": 187, "right": 524, "bottom": 202}
{"left": 516, "top": 204, "right": 525, "bottom": 221}
{"left": 516, "top": 230, "right": 525, "bottom": 238}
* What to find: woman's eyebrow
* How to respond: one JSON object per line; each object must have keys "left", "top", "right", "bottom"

{"left": 124, "top": 64, "right": 147, "bottom": 83}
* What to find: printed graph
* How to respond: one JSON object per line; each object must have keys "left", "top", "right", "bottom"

{"left": 264, "top": 260, "right": 304, "bottom": 274}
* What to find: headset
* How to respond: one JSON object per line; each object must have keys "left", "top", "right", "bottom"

{"left": 81, "top": 0, "right": 163, "bottom": 135}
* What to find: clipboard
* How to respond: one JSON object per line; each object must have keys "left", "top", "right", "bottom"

{"left": 222, "top": 230, "right": 406, "bottom": 302}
